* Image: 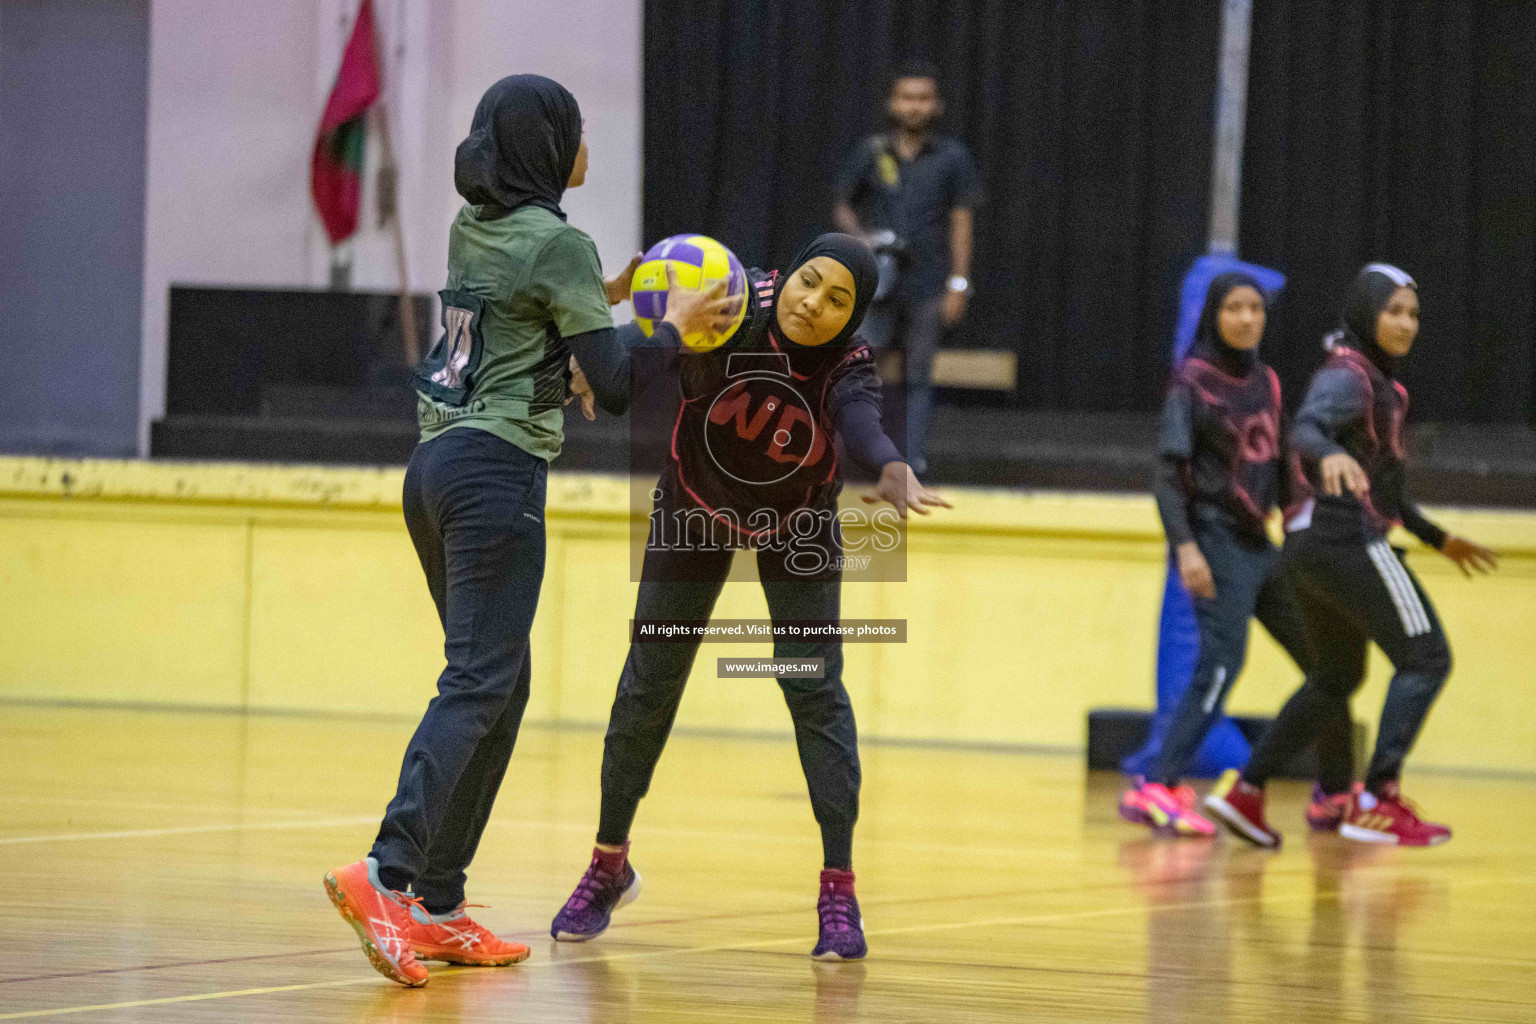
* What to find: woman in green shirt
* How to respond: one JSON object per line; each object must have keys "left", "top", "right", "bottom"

{"left": 324, "top": 74, "right": 729, "bottom": 988}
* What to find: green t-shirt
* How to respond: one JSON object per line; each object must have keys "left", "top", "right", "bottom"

{"left": 417, "top": 204, "right": 613, "bottom": 460}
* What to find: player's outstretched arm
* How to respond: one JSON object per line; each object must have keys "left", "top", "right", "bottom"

{"left": 1439, "top": 534, "right": 1499, "bottom": 578}
{"left": 567, "top": 258, "right": 732, "bottom": 419}
{"left": 862, "top": 462, "right": 951, "bottom": 518}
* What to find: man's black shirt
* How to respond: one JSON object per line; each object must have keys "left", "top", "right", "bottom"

{"left": 835, "top": 133, "right": 980, "bottom": 302}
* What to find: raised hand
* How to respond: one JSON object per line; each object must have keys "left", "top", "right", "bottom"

{"left": 660, "top": 263, "right": 741, "bottom": 342}
{"left": 604, "top": 252, "right": 643, "bottom": 306}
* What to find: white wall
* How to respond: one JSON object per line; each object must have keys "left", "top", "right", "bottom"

{"left": 137, "top": 0, "right": 643, "bottom": 454}
{"left": 443, "top": 0, "right": 643, "bottom": 276}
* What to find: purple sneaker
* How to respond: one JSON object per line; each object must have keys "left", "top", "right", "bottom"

{"left": 551, "top": 845, "right": 641, "bottom": 942}
{"left": 811, "top": 869, "right": 866, "bottom": 961}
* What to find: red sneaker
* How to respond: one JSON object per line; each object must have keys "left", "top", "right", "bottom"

{"left": 324, "top": 859, "right": 430, "bottom": 987}
{"left": 408, "top": 902, "right": 530, "bottom": 966}
{"left": 1119, "top": 778, "right": 1216, "bottom": 837}
{"left": 1339, "top": 782, "right": 1451, "bottom": 847}
{"left": 1306, "top": 783, "right": 1362, "bottom": 832}
{"left": 1202, "top": 769, "right": 1282, "bottom": 849}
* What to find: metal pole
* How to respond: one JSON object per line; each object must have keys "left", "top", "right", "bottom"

{"left": 1207, "top": 0, "right": 1252, "bottom": 254}
{"left": 374, "top": 104, "right": 420, "bottom": 366}
{"left": 368, "top": 4, "right": 420, "bottom": 367}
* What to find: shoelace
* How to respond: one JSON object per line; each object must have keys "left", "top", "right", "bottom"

{"left": 568, "top": 859, "right": 618, "bottom": 912}
{"left": 423, "top": 901, "right": 489, "bottom": 926}
{"left": 375, "top": 890, "right": 427, "bottom": 945}
{"left": 430, "top": 904, "right": 499, "bottom": 946}
{"left": 1382, "top": 793, "right": 1425, "bottom": 823}
{"left": 458, "top": 918, "right": 500, "bottom": 945}
{"left": 818, "top": 888, "right": 857, "bottom": 933}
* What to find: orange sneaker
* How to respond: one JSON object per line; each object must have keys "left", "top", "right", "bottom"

{"left": 408, "top": 902, "right": 531, "bottom": 966}
{"left": 323, "top": 859, "right": 431, "bottom": 987}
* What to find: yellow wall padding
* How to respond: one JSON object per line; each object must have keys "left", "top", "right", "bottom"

{"left": 3, "top": 456, "right": 1534, "bottom": 772}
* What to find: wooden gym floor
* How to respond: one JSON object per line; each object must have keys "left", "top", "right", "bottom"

{"left": 2, "top": 705, "right": 1533, "bottom": 1022}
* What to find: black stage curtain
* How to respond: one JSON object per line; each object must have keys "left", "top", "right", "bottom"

{"left": 644, "top": 1, "right": 1535, "bottom": 420}
{"left": 1241, "top": 1, "right": 1536, "bottom": 423}
{"left": 643, "top": 0, "right": 1221, "bottom": 411}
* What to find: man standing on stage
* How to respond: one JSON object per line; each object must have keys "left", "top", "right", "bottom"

{"left": 834, "top": 63, "right": 981, "bottom": 474}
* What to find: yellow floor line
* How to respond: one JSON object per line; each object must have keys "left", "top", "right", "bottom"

{"left": 0, "top": 812, "right": 1079, "bottom": 860}
{"left": 0, "top": 794, "right": 344, "bottom": 818}
{"left": 0, "top": 973, "right": 474, "bottom": 1020}
{"left": 3, "top": 874, "right": 1528, "bottom": 1021}
{"left": 0, "top": 817, "right": 377, "bottom": 845}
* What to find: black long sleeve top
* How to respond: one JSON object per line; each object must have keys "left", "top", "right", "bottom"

{"left": 567, "top": 320, "right": 901, "bottom": 477}
{"left": 1151, "top": 358, "right": 1288, "bottom": 548}
{"left": 563, "top": 321, "right": 679, "bottom": 416}
{"left": 1290, "top": 346, "right": 1446, "bottom": 549}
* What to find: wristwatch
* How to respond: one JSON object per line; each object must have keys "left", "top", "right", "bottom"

{"left": 947, "top": 275, "right": 971, "bottom": 294}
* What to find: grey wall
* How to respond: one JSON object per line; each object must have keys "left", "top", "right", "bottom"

{"left": 0, "top": 0, "right": 149, "bottom": 456}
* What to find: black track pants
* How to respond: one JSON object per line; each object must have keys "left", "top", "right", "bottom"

{"left": 371, "top": 429, "right": 547, "bottom": 913}
{"left": 1148, "top": 518, "right": 1353, "bottom": 790}
{"left": 1243, "top": 533, "right": 1451, "bottom": 792}
{"left": 596, "top": 515, "right": 861, "bottom": 870}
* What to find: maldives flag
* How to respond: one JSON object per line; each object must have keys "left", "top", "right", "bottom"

{"left": 311, "top": 0, "right": 382, "bottom": 246}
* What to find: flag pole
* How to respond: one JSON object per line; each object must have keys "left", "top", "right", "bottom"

{"left": 375, "top": 107, "right": 420, "bottom": 367}
{"left": 368, "top": 6, "right": 420, "bottom": 368}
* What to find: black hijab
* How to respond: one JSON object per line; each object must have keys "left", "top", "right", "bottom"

{"left": 1335, "top": 262, "right": 1416, "bottom": 376}
{"left": 1189, "top": 271, "right": 1266, "bottom": 377}
{"left": 454, "top": 75, "right": 582, "bottom": 220}
{"left": 772, "top": 233, "right": 880, "bottom": 354}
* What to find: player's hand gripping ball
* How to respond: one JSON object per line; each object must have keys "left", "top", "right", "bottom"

{"left": 630, "top": 234, "right": 748, "bottom": 352}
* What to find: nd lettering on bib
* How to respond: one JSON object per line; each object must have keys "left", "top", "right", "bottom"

{"left": 415, "top": 289, "right": 486, "bottom": 407}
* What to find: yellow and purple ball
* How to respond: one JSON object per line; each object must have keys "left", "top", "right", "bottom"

{"left": 630, "top": 234, "right": 748, "bottom": 352}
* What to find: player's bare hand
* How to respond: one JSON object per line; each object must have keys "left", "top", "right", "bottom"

{"left": 1441, "top": 535, "right": 1497, "bottom": 578}
{"left": 1176, "top": 541, "right": 1216, "bottom": 600}
{"left": 604, "top": 252, "right": 643, "bottom": 305}
{"left": 661, "top": 264, "right": 739, "bottom": 341}
{"left": 1319, "top": 453, "right": 1370, "bottom": 498}
{"left": 566, "top": 354, "right": 596, "bottom": 421}
{"left": 861, "top": 462, "right": 952, "bottom": 518}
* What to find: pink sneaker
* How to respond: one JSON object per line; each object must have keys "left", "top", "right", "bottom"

{"left": 1119, "top": 778, "right": 1216, "bottom": 837}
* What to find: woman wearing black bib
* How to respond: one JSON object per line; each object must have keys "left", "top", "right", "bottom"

{"left": 550, "top": 234, "right": 947, "bottom": 962}
{"left": 1205, "top": 263, "right": 1498, "bottom": 849}
{"left": 1120, "top": 273, "right": 1353, "bottom": 837}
